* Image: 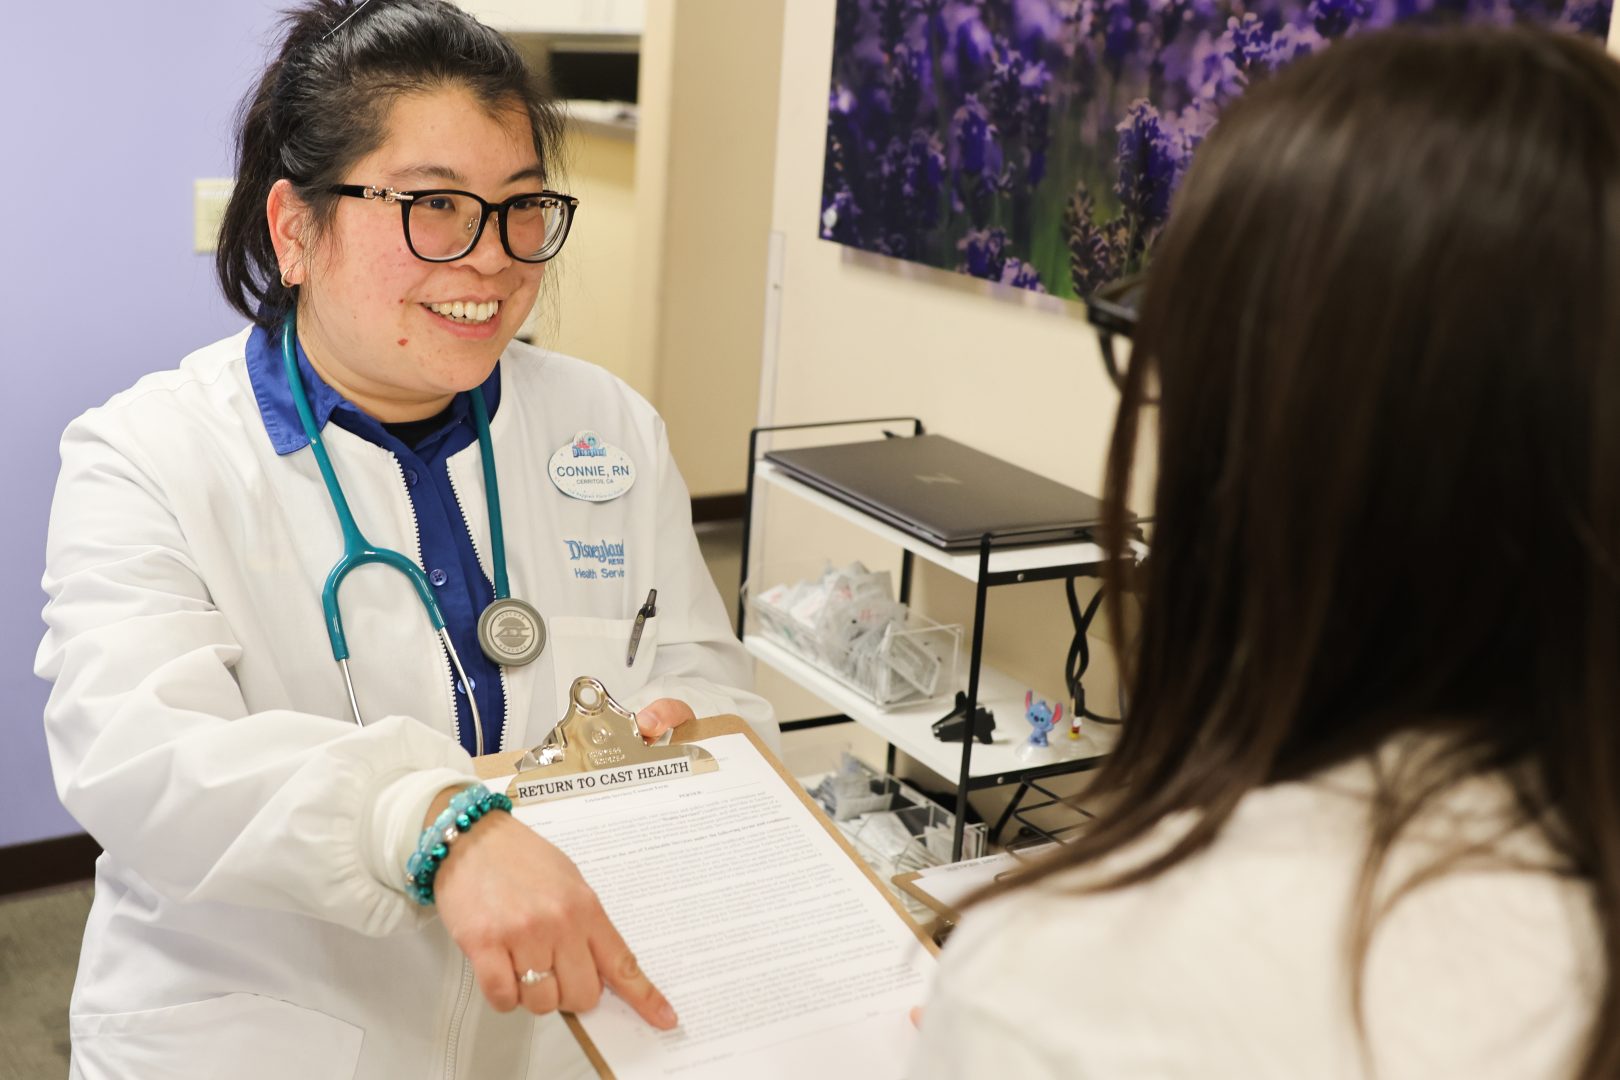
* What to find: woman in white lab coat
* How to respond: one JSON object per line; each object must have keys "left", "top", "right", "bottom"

{"left": 36, "top": 2, "right": 773, "bottom": 1077}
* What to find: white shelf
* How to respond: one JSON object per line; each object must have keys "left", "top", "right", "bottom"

{"left": 754, "top": 462, "right": 1114, "bottom": 582}
{"left": 565, "top": 99, "right": 637, "bottom": 139}
{"left": 747, "top": 635, "right": 1117, "bottom": 786}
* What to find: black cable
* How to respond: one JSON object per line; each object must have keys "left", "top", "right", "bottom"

{"left": 1064, "top": 576, "right": 1122, "bottom": 725}
{"left": 1064, "top": 576, "right": 1101, "bottom": 683}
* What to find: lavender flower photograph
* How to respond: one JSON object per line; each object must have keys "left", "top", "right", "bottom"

{"left": 819, "top": 0, "right": 1613, "bottom": 299}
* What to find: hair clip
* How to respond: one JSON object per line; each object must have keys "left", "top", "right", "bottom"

{"left": 321, "top": 0, "right": 379, "bottom": 42}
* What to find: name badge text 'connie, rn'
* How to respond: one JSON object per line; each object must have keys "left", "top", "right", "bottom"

{"left": 549, "top": 430, "right": 636, "bottom": 502}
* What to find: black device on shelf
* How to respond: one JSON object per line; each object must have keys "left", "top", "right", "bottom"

{"left": 763, "top": 434, "right": 1121, "bottom": 551}
{"left": 543, "top": 46, "right": 638, "bottom": 104}
{"left": 932, "top": 691, "right": 996, "bottom": 745}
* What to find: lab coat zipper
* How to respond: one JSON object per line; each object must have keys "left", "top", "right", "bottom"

{"left": 392, "top": 453, "right": 480, "bottom": 1080}
{"left": 442, "top": 958, "right": 477, "bottom": 1080}
{"left": 389, "top": 456, "right": 465, "bottom": 754}
{"left": 444, "top": 462, "right": 514, "bottom": 753}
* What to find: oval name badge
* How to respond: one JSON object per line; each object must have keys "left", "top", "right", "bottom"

{"left": 549, "top": 430, "right": 637, "bottom": 502}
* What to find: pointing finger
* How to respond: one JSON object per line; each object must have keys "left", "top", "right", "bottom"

{"left": 592, "top": 928, "right": 677, "bottom": 1030}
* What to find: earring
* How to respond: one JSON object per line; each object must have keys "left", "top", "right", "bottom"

{"left": 280, "top": 269, "right": 295, "bottom": 289}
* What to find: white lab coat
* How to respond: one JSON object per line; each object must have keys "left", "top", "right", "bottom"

{"left": 36, "top": 328, "right": 776, "bottom": 1080}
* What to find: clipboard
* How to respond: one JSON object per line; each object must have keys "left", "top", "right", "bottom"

{"left": 892, "top": 870, "right": 959, "bottom": 923}
{"left": 492, "top": 676, "right": 721, "bottom": 806}
{"left": 474, "top": 676, "right": 939, "bottom": 1080}
{"left": 892, "top": 845, "right": 1058, "bottom": 930}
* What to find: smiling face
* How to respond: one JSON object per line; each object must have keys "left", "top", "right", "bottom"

{"left": 283, "top": 85, "right": 549, "bottom": 421}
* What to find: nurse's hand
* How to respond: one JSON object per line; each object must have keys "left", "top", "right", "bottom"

{"left": 635, "top": 697, "right": 695, "bottom": 741}
{"left": 429, "top": 795, "right": 679, "bottom": 1030}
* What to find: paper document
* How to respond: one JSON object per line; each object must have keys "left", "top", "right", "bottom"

{"left": 506, "top": 731, "right": 935, "bottom": 1079}
{"left": 893, "top": 846, "right": 1055, "bottom": 917}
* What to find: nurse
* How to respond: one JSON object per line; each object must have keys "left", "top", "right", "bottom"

{"left": 36, "top": 1, "right": 775, "bottom": 1077}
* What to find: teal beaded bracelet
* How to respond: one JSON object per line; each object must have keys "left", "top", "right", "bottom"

{"left": 404, "top": 782, "right": 514, "bottom": 906}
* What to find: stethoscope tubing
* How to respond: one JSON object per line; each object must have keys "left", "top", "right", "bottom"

{"left": 280, "top": 314, "right": 495, "bottom": 754}
{"left": 467, "top": 387, "right": 512, "bottom": 602}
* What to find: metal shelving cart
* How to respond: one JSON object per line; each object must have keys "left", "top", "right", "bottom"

{"left": 737, "top": 419, "right": 1125, "bottom": 860}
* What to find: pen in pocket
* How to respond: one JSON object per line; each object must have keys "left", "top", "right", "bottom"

{"left": 626, "top": 588, "right": 657, "bottom": 666}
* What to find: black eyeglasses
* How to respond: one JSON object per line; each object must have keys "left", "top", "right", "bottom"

{"left": 1085, "top": 273, "right": 1156, "bottom": 402}
{"left": 330, "top": 184, "right": 579, "bottom": 263}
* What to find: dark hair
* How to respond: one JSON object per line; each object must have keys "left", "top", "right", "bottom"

{"left": 216, "top": 0, "right": 564, "bottom": 328}
{"left": 994, "top": 25, "right": 1620, "bottom": 1076}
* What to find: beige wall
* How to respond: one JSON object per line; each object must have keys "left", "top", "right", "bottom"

{"left": 546, "top": 127, "right": 646, "bottom": 394}
{"left": 764, "top": 0, "right": 1129, "bottom": 503}
{"left": 640, "top": 0, "right": 786, "bottom": 497}
{"left": 476, "top": 1, "right": 782, "bottom": 498}
{"left": 626, "top": 2, "right": 675, "bottom": 411}
{"left": 751, "top": 0, "right": 1134, "bottom": 734}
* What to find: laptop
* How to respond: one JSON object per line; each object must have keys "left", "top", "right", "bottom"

{"left": 764, "top": 435, "right": 1121, "bottom": 550}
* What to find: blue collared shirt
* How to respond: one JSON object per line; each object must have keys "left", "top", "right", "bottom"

{"left": 245, "top": 323, "right": 507, "bottom": 755}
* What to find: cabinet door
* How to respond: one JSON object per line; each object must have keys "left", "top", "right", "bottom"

{"left": 601, "top": 0, "right": 645, "bottom": 32}
{"left": 454, "top": 0, "right": 643, "bottom": 34}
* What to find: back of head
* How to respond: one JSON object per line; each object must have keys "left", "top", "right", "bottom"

{"left": 216, "top": 0, "right": 563, "bottom": 328}
{"left": 1016, "top": 25, "right": 1620, "bottom": 1075}
{"left": 1114, "top": 24, "right": 1620, "bottom": 795}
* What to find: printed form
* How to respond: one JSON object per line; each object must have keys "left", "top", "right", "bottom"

{"left": 507, "top": 732, "right": 935, "bottom": 1079}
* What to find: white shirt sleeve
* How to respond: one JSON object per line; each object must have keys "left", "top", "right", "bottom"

{"left": 37, "top": 413, "right": 477, "bottom": 937}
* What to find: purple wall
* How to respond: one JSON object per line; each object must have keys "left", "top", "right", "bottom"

{"left": 0, "top": 2, "right": 286, "bottom": 846}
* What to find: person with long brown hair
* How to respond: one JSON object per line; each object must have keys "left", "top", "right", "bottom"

{"left": 913, "top": 25, "right": 1616, "bottom": 1078}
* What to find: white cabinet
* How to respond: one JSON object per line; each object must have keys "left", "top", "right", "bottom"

{"left": 456, "top": 0, "right": 643, "bottom": 36}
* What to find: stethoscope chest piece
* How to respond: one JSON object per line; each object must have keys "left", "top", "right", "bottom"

{"left": 478, "top": 596, "right": 547, "bottom": 666}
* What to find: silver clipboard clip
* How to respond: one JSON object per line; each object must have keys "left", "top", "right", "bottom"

{"left": 506, "top": 676, "right": 718, "bottom": 806}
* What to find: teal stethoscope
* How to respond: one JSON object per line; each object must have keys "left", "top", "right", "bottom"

{"left": 281, "top": 313, "right": 546, "bottom": 754}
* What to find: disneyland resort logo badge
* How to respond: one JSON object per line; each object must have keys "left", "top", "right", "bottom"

{"left": 572, "top": 433, "right": 608, "bottom": 458}
{"left": 549, "top": 429, "right": 637, "bottom": 504}
{"left": 566, "top": 537, "right": 626, "bottom": 580}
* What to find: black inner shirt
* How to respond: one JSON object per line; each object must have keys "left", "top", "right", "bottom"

{"left": 382, "top": 401, "right": 459, "bottom": 449}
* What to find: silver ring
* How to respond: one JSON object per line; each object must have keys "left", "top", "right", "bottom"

{"left": 519, "top": 968, "right": 552, "bottom": 986}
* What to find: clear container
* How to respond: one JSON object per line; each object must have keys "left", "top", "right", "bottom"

{"left": 747, "top": 564, "right": 961, "bottom": 708}
{"left": 851, "top": 801, "right": 988, "bottom": 878}
{"left": 805, "top": 754, "right": 988, "bottom": 921}
{"left": 807, "top": 751, "right": 932, "bottom": 820}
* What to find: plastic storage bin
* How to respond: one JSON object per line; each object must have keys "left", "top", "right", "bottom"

{"left": 748, "top": 564, "right": 961, "bottom": 708}
{"left": 806, "top": 752, "right": 987, "bottom": 912}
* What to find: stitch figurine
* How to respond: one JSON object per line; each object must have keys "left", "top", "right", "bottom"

{"left": 1017, "top": 691, "right": 1063, "bottom": 760}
